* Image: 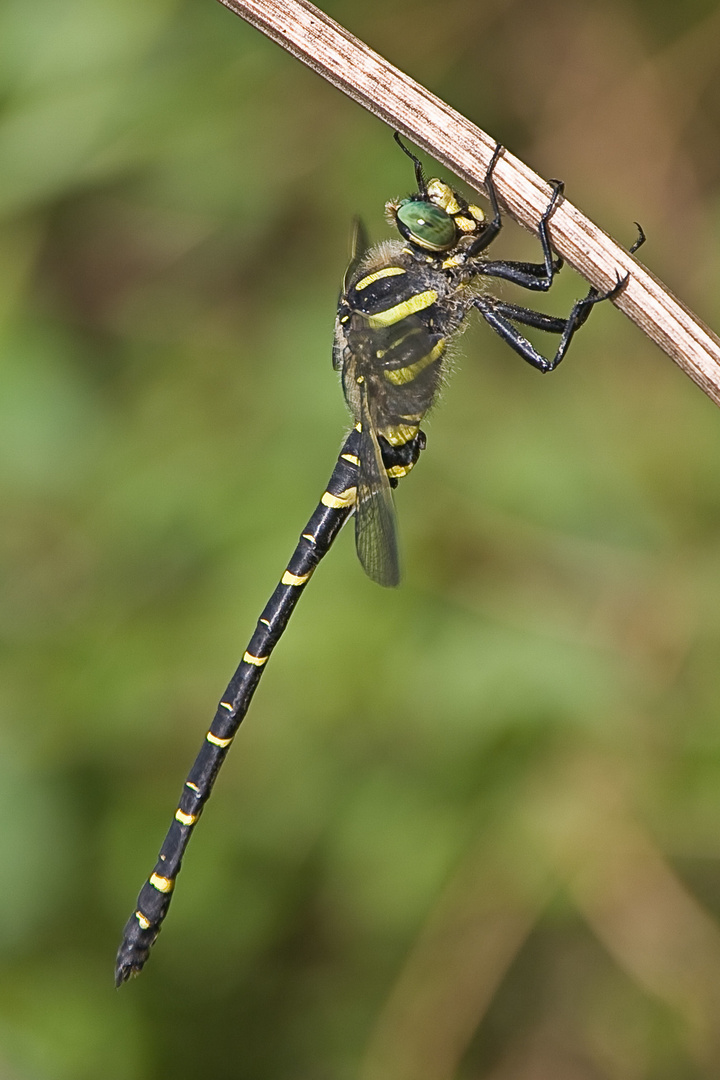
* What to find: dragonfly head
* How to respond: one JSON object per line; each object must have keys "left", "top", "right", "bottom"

{"left": 388, "top": 135, "right": 487, "bottom": 254}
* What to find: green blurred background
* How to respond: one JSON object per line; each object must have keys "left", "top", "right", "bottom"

{"left": 2, "top": 0, "right": 720, "bottom": 1076}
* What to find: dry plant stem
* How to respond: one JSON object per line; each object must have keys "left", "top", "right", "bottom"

{"left": 218, "top": 0, "right": 720, "bottom": 407}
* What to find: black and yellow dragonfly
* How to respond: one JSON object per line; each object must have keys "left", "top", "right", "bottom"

{"left": 115, "top": 134, "right": 639, "bottom": 984}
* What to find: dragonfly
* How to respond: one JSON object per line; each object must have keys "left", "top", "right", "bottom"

{"left": 115, "top": 133, "right": 641, "bottom": 984}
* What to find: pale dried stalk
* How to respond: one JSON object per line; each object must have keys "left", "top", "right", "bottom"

{"left": 218, "top": 0, "right": 720, "bottom": 407}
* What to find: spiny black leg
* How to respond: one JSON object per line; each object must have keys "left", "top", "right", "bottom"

{"left": 464, "top": 143, "right": 505, "bottom": 258}
{"left": 534, "top": 178, "right": 566, "bottom": 288}
{"left": 481, "top": 143, "right": 505, "bottom": 234}
{"left": 478, "top": 176, "right": 565, "bottom": 288}
{"left": 630, "top": 223, "right": 646, "bottom": 255}
{"left": 477, "top": 220, "right": 644, "bottom": 292}
{"left": 472, "top": 256, "right": 564, "bottom": 292}
{"left": 480, "top": 300, "right": 573, "bottom": 335}
{"left": 473, "top": 275, "right": 628, "bottom": 374}
{"left": 467, "top": 166, "right": 564, "bottom": 292}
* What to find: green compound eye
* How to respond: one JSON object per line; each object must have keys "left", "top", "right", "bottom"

{"left": 396, "top": 199, "right": 457, "bottom": 251}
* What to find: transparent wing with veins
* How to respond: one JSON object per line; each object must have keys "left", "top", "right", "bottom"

{"left": 354, "top": 381, "right": 400, "bottom": 588}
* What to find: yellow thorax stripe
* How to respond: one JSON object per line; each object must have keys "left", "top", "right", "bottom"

{"left": 355, "top": 266, "right": 406, "bottom": 291}
{"left": 367, "top": 290, "right": 438, "bottom": 329}
{"left": 383, "top": 341, "right": 445, "bottom": 386}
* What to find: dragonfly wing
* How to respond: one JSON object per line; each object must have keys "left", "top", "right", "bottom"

{"left": 343, "top": 217, "right": 370, "bottom": 291}
{"left": 355, "top": 386, "right": 400, "bottom": 588}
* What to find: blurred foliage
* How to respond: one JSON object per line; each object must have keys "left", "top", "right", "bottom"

{"left": 2, "top": 0, "right": 720, "bottom": 1077}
